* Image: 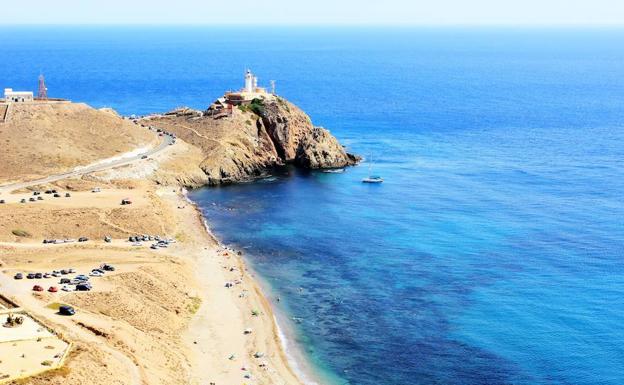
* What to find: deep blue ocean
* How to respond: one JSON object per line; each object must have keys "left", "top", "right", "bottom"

{"left": 1, "top": 27, "right": 623, "bottom": 385}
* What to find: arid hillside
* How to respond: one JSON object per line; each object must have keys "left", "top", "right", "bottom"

{"left": 0, "top": 102, "right": 157, "bottom": 183}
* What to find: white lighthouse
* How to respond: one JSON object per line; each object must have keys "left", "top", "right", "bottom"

{"left": 244, "top": 69, "right": 255, "bottom": 93}
{"left": 223, "top": 69, "right": 272, "bottom": 104}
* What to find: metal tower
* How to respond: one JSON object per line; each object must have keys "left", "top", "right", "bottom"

{"left": 38, "top": 74, "right": 48, "bottom": 100}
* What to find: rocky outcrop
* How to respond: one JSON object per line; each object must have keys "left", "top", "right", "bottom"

{"left": 295, "top": 126, "right": 360, "bottom": 169}
{"left": 258, "top": 98, "right": 359, "bottom": 169}
{"left": 145, "top": 96, "right": 359, "bottom": 186}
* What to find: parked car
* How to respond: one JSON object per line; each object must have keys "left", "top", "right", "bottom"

{"left": 37, "top": 196, "right": 44, "bottom": 201}
{"left": 48, "top": 286, "right": 58, "bottom": 293}
{"left": 27, "top": 273, "right": 36, "bottom": 279}
{"left": 61, "top": 285, "right": 74, "bottom": 292}
{"left": 78, "top": 237, "right": 88, "bottom": 242}
{"left": 33, "top": 191, "right": 40, "bottom": 196}
{"left": 20, "top": 198, "right": 26, "bottom": 203}
{"left": 92, "top": 188, "right": 101, "bottom": 193}
{"left": 68, "top": 268, "right": 76, "bottom": 273}
{"left": 14, "top": 273, "right": 23, "bottom": 280}
{"left": 32, "top": 285, "right": 44, "bottom": 292}
{"left": 141, "top": 155, "right": 148, "bottom": 159}
{"left": 53, "top": 193, "right": 61, "bottom": 198}
{"left": 34, "top": 273, "right": 43, "bottom": 279}
{"left": 104, "top": 235, "right": 112, "bottom": 243}
{"left": 43, "top": 273, "right": 51, "bottom": 278}
{"left": 45, "top": 190, "right": 53, "bottom": 194}
{"left": 65, "top": 193, "right": 71, "bottom": 197}
{"left": 58, "top": 305, "right": 75, "bottom": 316}
{"left": 102, "top": 264, "right": 115, "bottom": 271}
{"left": 52, "top": 271, "right": 61, "bottom": 277}
{"left": 0, "top": 200, "right": 5, "bottom": 204}
{"left": 89, "top": 271, "right": 103, "bottom": 277}
{"left": 60, "top": 269, "right": 69, "bottom": 275}
{"left": 121, "top": 198, "right": 132, "bottom": 205}
{"left": 75, "top": 275, "right": 89, "bottom": 281}
{"left": 60, "top": 278, "right": 71, "bottom": 284}
{"left": 29, "top": 197, "right": 36, "bottom": 202}
{"left": 75, "top": 284, "right": 91, "bottom": 291}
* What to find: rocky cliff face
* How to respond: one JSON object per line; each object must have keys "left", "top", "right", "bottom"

{"left": 147, "top": 96, "right": 359, "bottom": 186}
{"left": 259, "top": 98, "right": 359, "bottom": 169}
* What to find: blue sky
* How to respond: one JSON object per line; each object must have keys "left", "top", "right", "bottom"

{"left": 1, "top": 0, "right": 623, "bottom": 25}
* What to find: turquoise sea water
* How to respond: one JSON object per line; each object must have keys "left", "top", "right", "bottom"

{"left": 1, "top": 27, "right": 623, "bottom": 385}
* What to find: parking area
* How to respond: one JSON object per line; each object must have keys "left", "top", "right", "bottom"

{"left": 0, "top": 187, "right": 149, "bottom": 208}
{"left": 9, "top": 263, "right": 118, "bottom": 294}
{"left": 0, "top": 310, "right": 70, "bottom": 383}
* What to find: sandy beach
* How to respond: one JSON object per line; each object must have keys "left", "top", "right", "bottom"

{"left": 161, "top": 187, "right": 307, "bottom": 385}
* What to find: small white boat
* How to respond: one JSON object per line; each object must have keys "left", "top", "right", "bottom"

{"left": 362, "top": 154, "right": 383, "bottom": 183}
{"left": 362, "top": 176, "right": 383, "bottom": 183}
{"left": 322, "top": 168, "right": 345, "bottom": 174}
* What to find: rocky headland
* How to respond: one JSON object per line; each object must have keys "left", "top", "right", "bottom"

{"left": 145, "top": 96, "right": 359, "bottom": 186}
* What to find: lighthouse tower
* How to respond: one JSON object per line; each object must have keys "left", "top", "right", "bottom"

{"left": 244, "top": 69, "right": 254, "bottom": 93}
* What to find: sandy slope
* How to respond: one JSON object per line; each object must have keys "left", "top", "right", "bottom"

{"left": 0, "top": 102, "right": 156, "bottom": 184}
{"left": 0, "top": 110, "right": 306, "bottom": 385}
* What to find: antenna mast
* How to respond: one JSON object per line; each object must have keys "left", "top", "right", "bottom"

{"left": 38, "top": 74, "right": 48, "bottom": 100}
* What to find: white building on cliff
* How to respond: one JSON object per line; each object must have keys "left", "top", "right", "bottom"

{"left": 240, "top": 69, "right": 269, "bottom": 97}
{"left": 208, "top": 70, "right": 276, "bottom": 117}
{"left": 4, "top": 88, "right": 34, "bottom": 103}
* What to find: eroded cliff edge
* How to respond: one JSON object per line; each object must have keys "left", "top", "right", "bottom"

{"left": 145, "top": 96, "right": 359, "bottom": 186}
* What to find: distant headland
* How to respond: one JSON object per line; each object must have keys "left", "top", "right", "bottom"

{"left": 142, "top": 69, "right": 360, "bottom": 186}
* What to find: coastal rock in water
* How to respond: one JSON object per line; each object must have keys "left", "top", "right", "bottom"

{"left": 146, "top": 96, "right": 359, "bottom": 186}
{"left": 258, "top": 98, "right": 359, "bottom": 169}
{"left": 295, "top": 126, "right": 359, "bottom": 169}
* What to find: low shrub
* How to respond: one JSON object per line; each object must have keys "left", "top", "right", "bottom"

{"left": 248, "top": 98, "right": 265, "bottom": 116}
{"left": 12, "top": 229, "right": 31, "bottom": 237}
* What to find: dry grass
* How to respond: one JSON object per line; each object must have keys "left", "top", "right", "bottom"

{"left": 187, "top": 296, "right": 202, "bottom": 314}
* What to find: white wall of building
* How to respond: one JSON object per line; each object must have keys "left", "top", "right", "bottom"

{"left": 4, "top": 88, "right": 34, "bottom": 103}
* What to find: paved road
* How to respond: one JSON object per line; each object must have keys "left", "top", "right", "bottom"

{"left": 0, "top": 134, "right": 174, "bottom": 195}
